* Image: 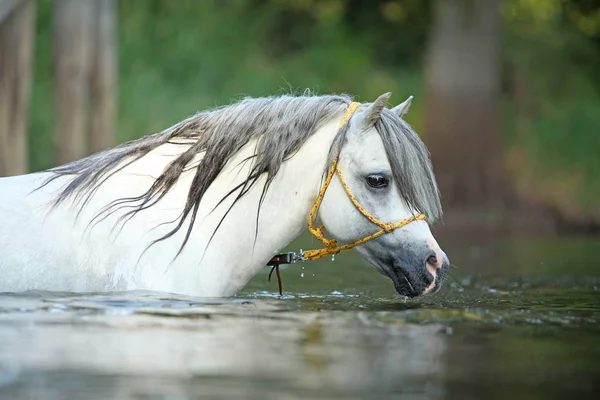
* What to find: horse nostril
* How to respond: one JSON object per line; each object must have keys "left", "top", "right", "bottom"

{"left": 427, "top": 254, "right": 438, "bottom": 266}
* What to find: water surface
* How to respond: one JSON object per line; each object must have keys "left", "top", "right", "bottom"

{"left": 0, "top": 234, "right": 598, "bottom": 399}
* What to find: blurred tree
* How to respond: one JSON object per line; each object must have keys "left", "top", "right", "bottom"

{"left": 90, "top": 0, "right": 117, "bottom": 154}
{"left": 53, "top": 0, "right": 116, "bottom": 164}
{"left": 0, "top": 0, "right": 35, "bottom": 177}
{"left": 425, "top": 0, "right": 512, "bottom": 212}
{"left": 53, "top": 0, "right": 94, "bottom": 164}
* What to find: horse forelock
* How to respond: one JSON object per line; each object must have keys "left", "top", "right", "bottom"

{"left": 374, "top": 108, "right": 443, "bottom": 222}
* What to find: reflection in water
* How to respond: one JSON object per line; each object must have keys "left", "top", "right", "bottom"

{"left": 0, "top": 235, "right": 599, "bottom": 399}
{"left": 0, "top": 293, "right": 449, "bottom": 399}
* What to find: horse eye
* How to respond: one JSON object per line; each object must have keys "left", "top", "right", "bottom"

{"left": 366, "top": 174, "right": 389, "bottom": 188}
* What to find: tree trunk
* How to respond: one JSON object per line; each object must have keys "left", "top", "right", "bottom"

{"left": 0, "top": 0, "right": 35, "bottom": 177}
{"left": 89, "top": 0, "right": 116, "bottom": 154}
{"left": 0, "top": 0, "right": 25, "bottom": 24}
{"left": 425, "top": 0, "right": 510, "bottom": 211}
{"left": 53, "top": 0, "right": 94, "bottom": 164}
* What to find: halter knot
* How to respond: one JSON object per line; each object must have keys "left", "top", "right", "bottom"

{"left": 313, "top": 225, "right": 326, "bottom": 241}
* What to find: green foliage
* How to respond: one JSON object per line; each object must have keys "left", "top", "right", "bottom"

{"left": 114, "top": 0, "right": 431, "bottom": 143}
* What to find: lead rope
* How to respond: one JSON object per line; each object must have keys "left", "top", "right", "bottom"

{"left": 267, "top": 102, "right": 426, "bottom": 295}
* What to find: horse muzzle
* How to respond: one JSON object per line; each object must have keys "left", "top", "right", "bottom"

{"left": 385, "top": 244, "right": 449, "bottom": 298}
{"left": 391, "top": 264, "right": 448, "bottom": 298}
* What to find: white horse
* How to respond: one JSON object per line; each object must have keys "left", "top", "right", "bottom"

{"left": 0, "top": 92, "right": 448, "bottom": 297}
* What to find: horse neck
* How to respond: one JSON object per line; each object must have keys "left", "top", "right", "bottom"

{"left": 128, "top": 118, "right": 342, "bottom": 296}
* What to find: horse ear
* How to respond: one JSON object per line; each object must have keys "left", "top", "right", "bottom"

{"left": 363, "top": 92, "right": 392, "bottom": 127}
{"left": 391, "top": 95, "right": 413, "bottom": 118}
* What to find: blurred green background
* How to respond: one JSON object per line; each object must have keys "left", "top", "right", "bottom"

{"left": 9, "top": 0, "right": 600, "bottom": 231}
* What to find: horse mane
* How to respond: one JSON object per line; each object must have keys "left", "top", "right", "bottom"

{"left": 43, "top": 92, "right": 442, "bottom": 256}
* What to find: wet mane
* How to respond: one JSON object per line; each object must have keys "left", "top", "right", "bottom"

{"left": 44, "top": 93, "right": 442, "bottom": 255}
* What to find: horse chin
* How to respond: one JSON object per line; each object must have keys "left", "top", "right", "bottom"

{"left": 393, "top": 262, "right": 448, "bottom": 298}
{"left": 389, "top": 269, "right": 425, "bottom": 298}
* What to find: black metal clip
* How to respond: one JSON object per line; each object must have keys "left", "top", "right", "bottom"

{"left": 266, "top": 252, "right": 303, "bottom": 296}
{"left": 267, "top": 252, "right": 297, "bottom": 266}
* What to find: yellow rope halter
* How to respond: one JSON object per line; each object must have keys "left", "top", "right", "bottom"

{"left": 302, "top": 102, "right": 427, "bottom": 261}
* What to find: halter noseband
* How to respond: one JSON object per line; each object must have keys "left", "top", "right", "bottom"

{"left": 267, "top": 102, "right": 427, "bottom": 294}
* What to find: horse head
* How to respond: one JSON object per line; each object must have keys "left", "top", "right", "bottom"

{"left": 316, "top": 93, "right": 448, "bottom": 297}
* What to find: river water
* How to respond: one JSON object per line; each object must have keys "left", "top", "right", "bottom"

{"left": 0, "top": 233, "right": 598, "bottom": 399}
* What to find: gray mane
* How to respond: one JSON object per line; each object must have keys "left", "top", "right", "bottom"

{"left": 44, "top": 93, "right": 441, "bottom": 255}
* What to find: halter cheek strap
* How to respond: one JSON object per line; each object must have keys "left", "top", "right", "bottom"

{"left": 267, "top": 102, "right": 427, "bottom": 293}
{"left": 302, "top": 102, "right": 426, "bottom": 261}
